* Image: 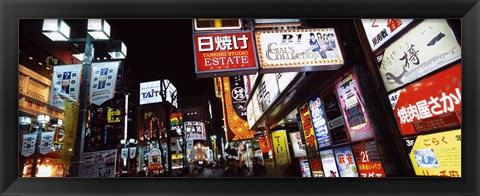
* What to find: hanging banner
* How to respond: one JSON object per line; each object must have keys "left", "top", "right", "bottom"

{"left": 271, "top": 130, "right": 291, "bottom": 175}
{"left": 333, "top": 146, "right": 359, "bottom": 177}
{"left": 288, "top": 131, "right": 307, "bottom": 158}
{"left": 335, "top": 69, "right": 374, "bottom": 142}
{"left": 352, "top": 141, "right": 386, "bottom": 177}
{"left": 59, "top": 101, "right": 79, "bottom": 164}
{"left": 90, "top": 61, "right": 120, "bottom": 106}
{"left": 408, "top": 129, "right": 461, "bottom": 177}
{"left": 83, "top": 149, "right": 117, "bottom": 177}
{"left": 298, "top": 103, "right": 324, "bottom": 177}
{"left": 388, "top": 64, "right": 461, "bottom": 136}
{"left": 129, "top": 147, "right": 136, "bottom": 159}
{"left": 49, "top": 64, "right": 83, "bottom": 109}
{"left": 320, "top": 84, "right": 349, "bottom": 145}
{"left": 222, "top": 77, "right": 254, "bottom": 141}
{"left": 361, "top": 19, "right": 414, "bottom": 51}
{"left": 320, "top": 149, "right": 340, "bottom": 177}
{"left": 39, "top": 132, "right": 55, "bottom": 155}
{"left": 377, "top": 19, "right": 461, "bottom": 92}
{"left": 259, "top": 136, "right": 271, "bottom": 154}
{"left": 121, "top": 148, "right": 128, "bottom": 159}
{"left": 21, "top": 133, "right": 37, "bottom": 157}
{"left": 194, "top": 31, "right": 258, "bottom": 78}
{"left": 309, "top": 97, "right": 332, "bottom": 149}
{"left": 255, "top": 29, "right": 344, "bottom": 73}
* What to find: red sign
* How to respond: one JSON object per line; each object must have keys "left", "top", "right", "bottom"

{"left": 351, "top": 141, "right": 386, "bottom": 177}
{"left": 388, "top": 64, "right": 461, "bottom": 136}
{"left": 194, "top": 32, "right": 258, "bottom": 77}
{"left": 259, "top": 136, "right": 271, "bottom": 154}
{"left": 298, "top": 103, "right": 324, "bottom": 177}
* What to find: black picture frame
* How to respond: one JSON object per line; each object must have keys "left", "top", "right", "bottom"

{"left": 1, "top": 0, "right": 479, "bottom": 196}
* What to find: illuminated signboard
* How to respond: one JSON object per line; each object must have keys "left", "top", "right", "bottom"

{"left": 377, "top": 19, "right": 461, "bottom": 92}
{"left": 222, "top": 77, "right": 254, "bottom": 141}
{"left": 288, "top": 131, "right": 307, "bottom": 158}
{"left": 139, "top": 81, "right": 161, "bottom": 105}
{"left": 351, "top": 141, "right": 386, "bottom": 177}
{"left": 255, "top": 29, "right": 344, "bottom": 73}
{"left": 184, "top": 121, "right": 207, "bottom": 141}
{"left": 388, "top": 64, "right": 461, "bottom": 136}
{"left": 335, "top": 69, "right": 374, "bottom": 142}
{"left": 361, "top": 19, "right": 414, "bottom": 51}
{"left": 320, "top": 149, "right": 340, "bottom": 177}
{"left": 333, "top": 146, "right": 359, "bottom": 177}
{"left": 298, "top": 103, "right": 324, "bottom": 177}
{"left": 407, "top": 129, "right": 461, "bottom": 177}
{"left": 107, "top": 109, "right": 121, "bottom": 123}
{"left": 89, "top": 62, "right": 120, "bottom": 106}
{"left": 271, "top": 130, "right": 292, "bottom": 175}
{"left": 259, "top": 136, "right": 271, "bottom": 154}
{"left": 308, "top": 97, "right": 331, "bottom": 149}
{"left": 193, "top": 31, "right": 258, "bottom": 78}
{"left": 194, "top": 19, "right": 243, "bottom": 31}
{"left": 49, "top": 64, "right": 83, "bottom": 109}
{"left": 299, "top": 157, "right": 312, "bottom": 177}
{"left": 320, "top": 84, "right": 349, "bottom": 145}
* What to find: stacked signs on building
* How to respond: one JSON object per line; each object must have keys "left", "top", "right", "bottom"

{"left": 193, "top": 31, "right": 258, "bottom": 78}
{"left": 298, "top": 103, "right": 324, "bottom": 177}
{"left": 376, "top": 19, "right": 461, "bottom": 92}
{"left": 49, "top": 64, "right": 83, "bottom": 109}
{"left": 89, "top": 62, "right": 120, "bottom": 105}
{"left": 222, "top": 76, "right": 254, "bottom": 141}
{"left": 271, "top": 130, "right": 292, "bottom": 176}
{"left": 288, "top": 131, "right": 307, "bottom": 157}
{"left": 361, "top": 19, "right": 413, "bottom": 51}
{"left": 83, "top": 149, "right": 117, "bottom": 177}
{"left": 255, "top": 29, "right": 344, "bottom": 73}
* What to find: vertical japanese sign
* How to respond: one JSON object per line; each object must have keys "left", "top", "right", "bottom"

{"left": 377, "top": 19, "right": 461, "bottom": 92}
{"left": 320, "top": 149, "right": 340, "bottom": 177}
{"left": 21, "top": 134, "right": 37, "bottom": 157}
{"left": 298, "top": 103, "right": 324, "bottom": 177}
{"left": 222, "top": 77, "right": 254, "bottom": 141}
{"left": 193, "top": 32, "right": 258, "bottom": 77}
{"left": 83, "top": 149, "right": 117, "bottom": 177}
{"left": 308, "top": 97, "right": 332, "bottom": 149}
{"left": 361, "top": 19, "right": 414, "bottom": 51}
{"left": 333, "top": 146, "right": 359, "bottom": 177}
{"left": 335, "top": 69, "right": 374, "bottom": 142}
{"left": 49, "top": 64, "right": 83, "bottom": 109}
{"left": 288, "top": 131, "right": 307, "bottom": 157}
{"left": 230, "top": 76, "right": 248, "bottom": 119}
{"left": 52, "top": 126, "right": 65, "bottom": 151}
{"left": 408, "top": 129, "right": 461, "bottom": 177}
{"left": 321, "top": 84, "right": 349, "bottom": 145}
{"left": 59, "top": 102, "right": 79, "bottom": 164}
{"left": 90, "top": 61, "right": 120, "bottom": 106}
{"left": 271, "top": 130, "right": 291, "bottom": 175}
{"left": 351, "top": 141, "right": 386, "bottom": 177}
{"left": 39, "top": 132, "right": 55, "bottom": 155}
{"left": 388, "top": 64, "right": 461, "bottom": 136}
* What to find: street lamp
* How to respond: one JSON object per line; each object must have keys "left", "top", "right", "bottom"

{"left": 121, "top": 138, "right": 137, "bottom": 174}
{"left": 42, "top": 19, "right": 127, "bottom": 177}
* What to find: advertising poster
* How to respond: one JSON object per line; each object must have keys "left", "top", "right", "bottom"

{"left": 222, "top": 77, "right": 255, "bottom": 141}
{"left": 39, "top": 132, "right": 55, "bottom": 155}
{"left": 333, "top": 146, "right": 359, "bottom": 177}
{"left": 90, "top": 61, "right": 120, "bottom": 106}
{"left": 299, "top": 157, "right": 312, "bottom": 177}
{"left": 298, "top": 103, "right": 324, "bottom": 177}
{"left": 408, "top": 129, "right": 461, "bottom": 177}
{"left": 335, "top": 69, "right": 374, "bottom": 142}
{"left": 255, "top": 29, "right": 344, "bottom": 73}
{"left": 193, "top": 32, "right": 258, "bottom": 77}
{"left": 320, "top": 84, "right": 350, "bottom": 145}
{"left": 361, "top": 19, "right": 414, "bottom": 51}
{"left": 59, "top": 102, "right": 79, "bottom": 164}
{"left": 309, "top": 97, "right": 332, "bottom": 149}
{"left": 288, "top": 131, "right": 307, "bottom": 157}
{"left": 21, "top": 133, "right": 37, "bottom": 157}
{"left": 83, "top": 149, "right": 117, "bottom": 177}
{"left": 139, "top": 80, "right": 161, "bottom": 105}
{"left": 351, "top": 141, "right": 386, "bottom": 177}
{"left": 271, "top": 130, "right": 292, "bottom": 175}
{"left": 184, "top": 121, "right": 207, "bottom": 141}
{"left": 320, "top": 149, "right": 340, "bottom": 177}
{"left": 377, "top": 19, "right": 461, "bottom": 92}
{"left": 49, "top": 64, "right": 83, "bottom": 109}
{"left": 388, "top": 64, "right": 461, "bottom": 136}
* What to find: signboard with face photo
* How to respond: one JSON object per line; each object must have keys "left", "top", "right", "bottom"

{"left": 288, "top": 131, "right": 307, "bottom": 158}
{"left": 89, "top": 61, "right": 120, "bottom": 105}
{"left": 49, "top": 64, "right": 83, "bottom": 109}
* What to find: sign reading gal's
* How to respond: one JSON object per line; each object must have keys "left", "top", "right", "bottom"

{"left": 255, "top": 29, "right": 344, "bottom": 73}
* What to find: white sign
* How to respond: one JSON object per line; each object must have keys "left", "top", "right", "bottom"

{"left": 49, "top": 64, "right": 83, "bottom": 109}
{"left": 320, "top": 149, "right": 340, "bottom": 177}
{"left": 21, "top": 133, "right": 37, "bottom": 157}
{"left": 121, "top": 148, "right": 128, "bottom": 159}
{"left": 255, "top": 29, "right": 344, "bottom": 72}
{"left": 139, "top": 81, "right": 161, "bottom": 105}
{"left": 185, "top": 121, "right": 206, "bottom": 141}
{"left": 129, "top": 147, "right": 136, "bottom": 159}
{"left": 378, "top": 19, "right": 461, "bottom": 92}
{"left": 39, "top": 132, "right": 55, "bottom": 155}
{"left": 361, "top": 19, "right": 414, "bottom": 51}
{"left": 83, "top": 149, "right": 117, "bottom": 177}
{"left": 246, "top": 102, "right": 256, "bottom": 129}
{"left": 90, "top": 61, "right": 120, "bottom": 105}
{"left": 276, "top": 72, "right": 298, "bottom": 93}
{"left": 288, "top": 132, "right": 307, "bottom": 158}
{"left": 162, "top": 80, "right": 178, "bottom": 108}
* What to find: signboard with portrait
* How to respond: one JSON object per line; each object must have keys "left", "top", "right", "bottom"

{"left": 49, "top": 64, "right": 82, "bottom": 109}
{"left": 299, "top": 157, "right": 312, "bottom": 177}
{"left": 89, "top": 62, "right": 120, "bottom": 106}
{"left": 377, "top": 19, "right": 461, "bottom": 92}
{"left": 83, "top": 149, "right": 117, "bottom": 177}
{"left": 320, "top": 84, "right": 350, "bottom": 145}
{"left": 193, "top": 31, "right": 258, "bottom": 78}
{"left": 333, "top": 146, "right": 359, "bottom": 177}
{"left": 184, "top": 121, "right": 207, "bottom": 141}
{"left": 298, "top": 103, "right": 324, "bottom": 177}
{"left": 288, "top": 131, "right": 307, "bottom": 158}
{"left": 361, "top": 19, "right": 414, "bottom": 51}
{"left": 255, "top": 29, "right": 344, "bottom": 73}
{"left": 388, "top": 64, "right": 461, "bottom": 136}
{"left": 351, "top": 141, "right": 386, "bottom": 177}
{"left": 407, "top": 129, "right": 461, "bottom": 177}
{"left": 271, "top": 130, "right": 291, "bottom": 175}
{"left": 335, "top": 69, "right": 374, "bottom": 142}
{"left": 309, "top": 97, "right": 332, "bottom": 149}
{"left": 320, "top": 149, "right": 340, "bottom": 177}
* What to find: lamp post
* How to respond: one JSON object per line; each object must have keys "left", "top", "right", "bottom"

{"left": 121, "top": 138, "right": 137, "bottom": 174}
{"left": 42, "top": 19, "right": 126, "bottom": 177}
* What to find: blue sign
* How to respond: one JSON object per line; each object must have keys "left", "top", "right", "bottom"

{"left": 308, "top": 96, "right": 331, "bottom": 149}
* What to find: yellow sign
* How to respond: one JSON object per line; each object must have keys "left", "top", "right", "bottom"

{"left": 59, "top": 102, "right": 79, "bottom": 165}
{"left": 409, "top": 129, "right": 461, "bottom": 177}
{"left": 271, "top": 130, "right": 291, "bottom": 176}
{"left": 107, "top": 109, "right": 121, "bottom": 123}
{"left": 172, "top": 154, "right": 183, "bottom": 160}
